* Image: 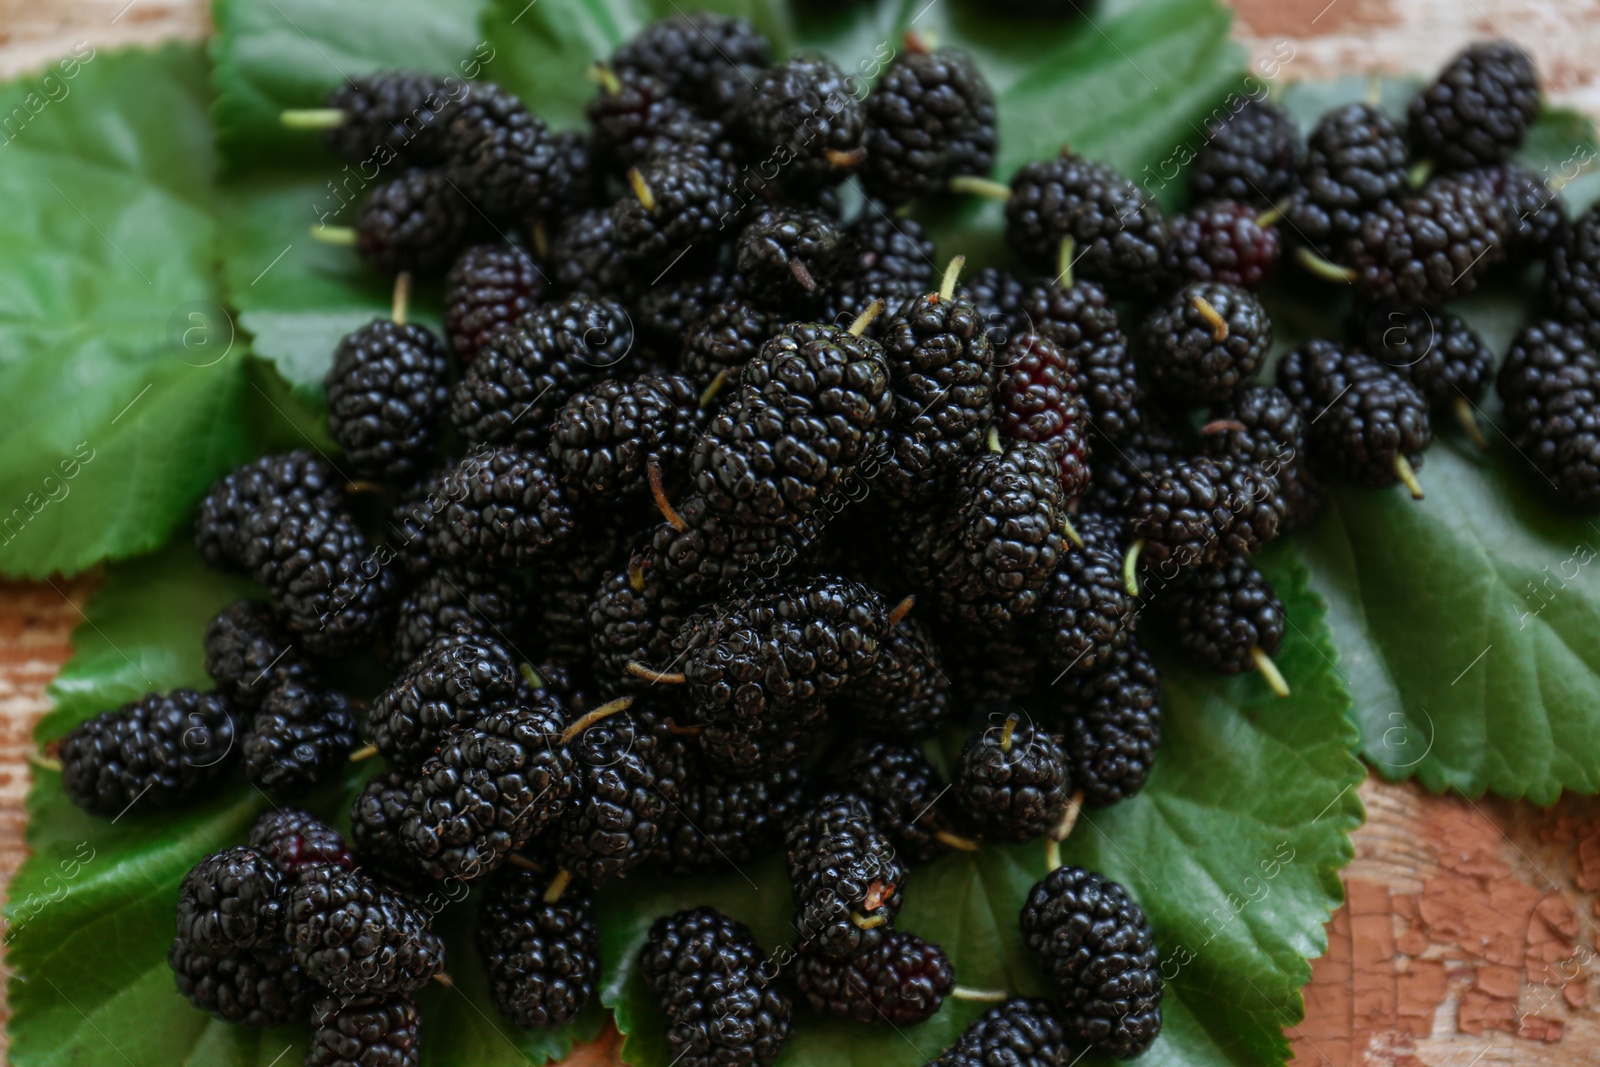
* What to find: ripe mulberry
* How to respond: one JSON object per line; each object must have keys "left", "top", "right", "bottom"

{"left": 325, "top": 319, "right": 449, "bottom": 482}
{"left": 286, "top": 865, "right": 446, "bottom": 998}
{"left": 952, "top": 714, "right": 1069, "bottom": 843}
{"left": 785, "top": 793, "right": 905, "bottom": 958}
{"left": 59, "top": 689, "right": 238, "bottom": 818}
{"left": 1005, "top": 155, "right": 1168, "bottom": 297}
{"left": 476, "top": 862, "right": 598, "bottom": 1028}
{"left": 1020, "top": 864, "right": 1163, "bottom": 1057}
{"left": 641, "top": 907, "right": 792, "bottom": 1067}
{"left": 1141, "top": 282, "right": 1271, "bottom": 406}
{"left": 1408, "top": 41, "right": 1540, "bottom": 169}
{"left": 861, "top": 45, "right": 997, "bottom": 203}
{"left": 792, "top": 932, "right": 953, "bottom": 1025}
{"left": 444, "top": 243, "right": 549, "bottom": 363}
{"left": 1496, "top": 319, "right": 1600, "bottom": 511}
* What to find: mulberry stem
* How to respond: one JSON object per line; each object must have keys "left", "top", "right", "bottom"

{"left": 626, "top": 662, "right": 687, "bottom": 685}
{"left": 825, "top": 146, "right": 866, "bottom": 168}
{"left": 1199, "top": 418, "right": 1247, "bottom": 436}
{"left": 391, "top": 271, "right": 411, "bottom": 326}
{"left": 1061, "top": 515, "right": 1085, "bottom": 549}
{"left": 950, "top": 986, "right": 1010, "bottom": 1003}
{"left": 1408, "top": 159, "right": 1434, "bottom": 189}
{"left": 948, "top": 175, "right": 1012, "bottom": 200}
{"left": 986, "top": 425, "right": 1002, "bottom": 453}
{"left": 627, "top": 167, "right": 657, "bottom": 213}
{"left": 847, "top": 299, "right": 885, "bottom": 337}
{"left": 888, "top": 594, "right": 916, "bottom": 627}
{"left": 851, "top": 912, "right": 889, "bottom": 930}
{"left": 542, "top": 868, "right": 573, "bottom": 903}
{"left": 789, "top": 257, "right": 818, "bottom": 292}
{"left": 1050, "top": 790, "right": 1084, "bottom": 843}
{"left": 1122, "top": 539, "right": 1144, "bottom": 597}
{"left": 1044, "top": 836, "right": 1062, "bottom": 873}
{"left": 1251, "top": 647, "right": 1290, "bottom": 698}
{"left": 26, "top": 752, "right": 61, "bottom": 773}
{"left": 560, "top": 696, "right": 635, "bottom": 744}
{"left": 1454, "top": 395, "right": 1489, "bottom": 448}
{"left": 348, "top": 745, "right": 380, "bottom": 763}
{"left": 508, "top": 853, "right": 543, "bottom": 872}
{"left": 1255, "top": 204, "right": 1284, "bottom": 228}
{"left": 431, "top": 972, "right": 455, "bottom": 987}
{"left": 934, "top": 829, "right": 980, "bottom": 851}
{"left": 649, "top": 456, "right": 688, "bottom": 532}
{"left": 587, "top": 63, "right": 622, "bottom": 96}
{"left": 520, "top": 663, "right": 547, "bottom": 690}
{"left": 310, "top": 225, "right": 358, "bottom": 247}
{"left": 530, "top": 221, "right": 550, "bottom": 261}
{"left": 902, "top": 29, "right": 934, "bottom": 54}
{"left": 1294, "top": 246, "right": 1357, "bottom": 284}
{"left": 1394, "top": 454, "right": 1425, "bottom": 500}
{"left": 939, "top": 255, "right": 966, "bottom": 301}
{"left": 280, "top": 108, "right": 346, "bottom": 130}
{"left": 997, "top": 712, "right": 1019, "bottom": 753}
{"left": 699, "top": 368, "right": 730, "bottom": 408}
{"left": 1190, "top": 294, "right": 1229, "bottom": 342}
{"left": 1056, "top": 236, "right": 1076, "bottom": 288}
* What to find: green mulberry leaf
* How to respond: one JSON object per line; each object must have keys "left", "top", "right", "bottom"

{"left": 0, "top": 46, "right": 248, "bottom": 579}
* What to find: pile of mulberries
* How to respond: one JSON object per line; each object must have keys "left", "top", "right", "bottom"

{"left": 43, "top": 22, "right": 1597, "bottom": 1067}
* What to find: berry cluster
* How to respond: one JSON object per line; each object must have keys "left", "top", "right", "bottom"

{"left": 54, "top": 17, "right": 1598, "bottom": 1067}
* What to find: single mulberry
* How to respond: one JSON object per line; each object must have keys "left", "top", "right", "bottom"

{"left": 243, "top": 681, "right": 360, "bottom": 797}
{"left": 355, "top": 168, "right": 476, "bottom": 276}
{"left": 1020, "top": 865, "right": 1163, "bottom": 1057}
{"left": 1005, "top": 154, "right": 1168, "bottom": 297}
{"left": 319, "top": 72, "right": 451, "bottom": 166}
{"left": 324, "top": 319, "right": 450, "bottom": 482}
{"left": 785, "top": 793, "right": 905, "bottom": 958}
{"left": 690, "top": 321, "right": 892, "bottom": 526}
{"left": 169, "top": 936, "right": 315, "bottom": 1028}
{"left": 1496, "top": 319, "right": 1600, "bottom": 511}
{"left": 451, "top": 293, "right": 637, "bottom": 448}
{"left": 307, "top": 994, "right": 420, "bottom": 1067}
{"left": 1166, "top": 557, "right": 1286, "bottom": 678}
{"left": 734, "top": 55, "right": 867, "bottom": 190}
{"left": 1053, "top": 640, "right": 1163, "bottom": 808}
{"left": 476, "top": 862, "right": 598, "bottom": 1028}
{"left": 927, "top": 998, "right": 1068, "bottom": 1067}
{"left": 641, "top": 907, "right": 792, "bottom": 1067}
{"left": 1289, "top": 103, "right": 1409, "bottom": 248}
{"left": 861, "top": 44, "right": 997, "bottom": 203}
{"left": 390, "top": 565, "right": 524, "bottom": 668}
{"left": 204, "top": 600, "right": 318, "bottom": 711}
{"left": 792, "top": 931, "right": 953, "bottom": 1025}
{"left": 286, "top": 864, "right": 446, "bottom": 998}
{"left": 427, "top": 446, "right": 577, "bottom": 568}
{"left": 548, "top": 373, "right": 700, "bottom": 497}
{"left": 1188, "top": 97, "right": 1302, "bottom": 209}
{"left": 58, "top": 689, "right": 238, "bottom": 818}
{"left": 1408, "top": 41, "right": 1540, "bottom": 169}
{"left": 175, "top": 846, "right": 285, "bottom": 953}
{"left": 1278, "top": 339, "right": 1432, "bottom": 493}
{"left": 908, "top": 440, "right": 1067, "bottom": 627}
{"left": 401, "top": 705, "right": 575, "bottom": 881}
{"left": 1140, "top": 282, "right": 1272, "bottom": 406}
{"left": 952, "top": 713, "right": 1069, "bottom": 843}
{"left": 444, "top": 243, "right": 549, "bottom": 363}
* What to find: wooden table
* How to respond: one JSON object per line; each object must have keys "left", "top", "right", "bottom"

{"left": 6, "top": 2, "right": 1600, "bottom": 1064}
